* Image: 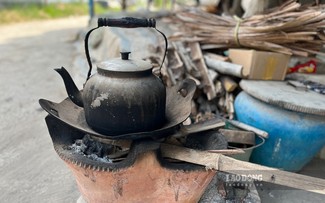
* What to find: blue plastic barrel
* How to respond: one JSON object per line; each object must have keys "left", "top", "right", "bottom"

{"left": 234, "top": 91, "right": 325, "bottom": 172}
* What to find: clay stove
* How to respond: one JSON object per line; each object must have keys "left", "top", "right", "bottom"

{"left": 40, "top": 79, "right": 224, "bottom": 202}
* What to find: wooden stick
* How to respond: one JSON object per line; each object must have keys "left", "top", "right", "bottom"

{"left": 161, "top": 143, "right": 325, "bottom": 195}
{"left": 204, "top": 54, "right": 243, "bottom": 78}
{"left": 190, "top": 42, "right": 216, "bottom": 100}
{"left": 214, "top": 79, "right": 223, "bottom": 93}
{"left": 204, "top": 52, "right": 229, "bottom": 62}
{"left": 225, "top": 93, "right": 234, "bottom": 119}
{"left": 173, "top": 41, "right": 197, "bottom": 74}
{"left": 161, "top": 143, "right": 220, "bottom": 170}
{"left": 93, "top": 137, "right": 325, "bottom": 194}
{"left": 207, "top": 149, "right": 245, "bottom": 154}
{"left": 220, "top": 76, "right": 238, "bottom": 92}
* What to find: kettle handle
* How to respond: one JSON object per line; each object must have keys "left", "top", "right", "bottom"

{"left": 84, "top": 17, "right": 168, "bottom": 82}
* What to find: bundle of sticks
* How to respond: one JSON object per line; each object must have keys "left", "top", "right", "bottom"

{"left": 170, "top": 0, "right": 325, "bottom": 57}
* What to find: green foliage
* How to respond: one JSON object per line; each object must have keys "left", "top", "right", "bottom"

{"left": 0, "top": 2, "right": 111, "bottom": 24}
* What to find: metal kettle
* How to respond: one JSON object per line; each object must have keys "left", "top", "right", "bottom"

{"left": 55, "top": 17, "right": 168, "bottom": 135}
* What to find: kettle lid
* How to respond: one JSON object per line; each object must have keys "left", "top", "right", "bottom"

{"left": 97, "top": 52, "right": 152, "bottom": 73}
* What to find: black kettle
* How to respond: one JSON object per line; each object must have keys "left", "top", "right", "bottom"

{"left": 56, "top": 17, "right": 168, "bottom": 135}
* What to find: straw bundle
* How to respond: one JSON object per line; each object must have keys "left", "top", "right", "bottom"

{"left": 171, "top": 1, "right": 325, "bottom": 57}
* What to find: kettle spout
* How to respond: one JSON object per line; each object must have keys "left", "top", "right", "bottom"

{"left": 55, "top": 67, "right": 84, "bottom": 107}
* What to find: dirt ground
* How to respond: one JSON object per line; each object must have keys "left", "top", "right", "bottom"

{"left": 0, "top": 17, "right": 88, "bottom": 202}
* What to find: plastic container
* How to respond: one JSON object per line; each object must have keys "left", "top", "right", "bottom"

{"left": 234, "top": 91, "right": 325, "bottom": 171}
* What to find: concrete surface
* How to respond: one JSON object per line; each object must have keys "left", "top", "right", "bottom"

{"left": 0, "top": 17, "right": 88, "bottom": 202}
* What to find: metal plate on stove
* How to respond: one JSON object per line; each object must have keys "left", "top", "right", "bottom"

{"left": 39, "top": 79, "right": 196, "bottom": 140}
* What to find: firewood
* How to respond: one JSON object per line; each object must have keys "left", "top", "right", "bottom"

{"left": 207, "top": 149, "right": 245, "bottom": 154}
{"left": 225, "top": 93, "right": 234, "bottom": 119}
{"left": 204, "top": 52, "right": 229, "bottom": 62}
{"left": 189, "top": 42, "right": 216, "bottom": 100}
{"left": 220, "top": 76, "right": 238, "bottom": 92}
{"left": 173, "top": 41, "right": 199, "bottom": 75}
{"left": 164, "top": 45, "right": 184, "bottom": 85}
{"left": 161, "top": 143, "right": 325, "bottom": 195}
{"left": 208, "top": 69, "right": 218, "bottom": 82}
{"left": 204, "top": 54, "right": 243, "bottom": 78}
{"left": 186, "top": 73, "right": 201, "bottom": 86}
{"left": 217, "top": 96, "right": 226, "bottom": 112}
{"left": 215, "top": 80, "right": 225, "bottom": 96}
{"left": 171, "top": 1, "right": 325, "bottom": 57}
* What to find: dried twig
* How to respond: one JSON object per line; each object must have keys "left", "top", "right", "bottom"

{"left": 171, "top": 2, "right": 325, "bottom": 57}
